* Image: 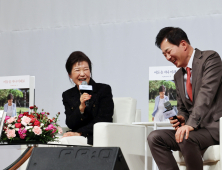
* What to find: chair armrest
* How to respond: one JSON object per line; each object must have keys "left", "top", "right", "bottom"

{"left": 93, "top": 122, "right": 145, "bottom": 155}
{"left": 135, "top": 109, "right": 141, "bottom": 122}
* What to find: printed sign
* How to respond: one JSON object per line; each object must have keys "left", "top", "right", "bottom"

{"left": 0, "top": 75, "right": 30, "bottom": 89}
{"left": 149, "top": 66, "right": 179, "bottom": 80}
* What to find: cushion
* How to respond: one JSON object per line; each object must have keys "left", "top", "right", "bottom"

{"left": 173, "top": 145, "right": 220, "bottom": 164}
{"left": 112, "top": 97, "right": 137, "bottom": 124}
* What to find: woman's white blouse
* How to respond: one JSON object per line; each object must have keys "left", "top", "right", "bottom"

{"left": 6, "top": 105, "right": 13, "bottom": 117}
{"left": 154, "top": 98, "right": 169, "bottom": 122}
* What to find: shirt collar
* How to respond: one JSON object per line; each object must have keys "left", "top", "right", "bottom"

{"left": 184, "top": 49, "right": 195, "bottom": 70}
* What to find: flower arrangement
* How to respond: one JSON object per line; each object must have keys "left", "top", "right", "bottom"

{"left": 0, "top": 105, "right": 63, "bottom": 144}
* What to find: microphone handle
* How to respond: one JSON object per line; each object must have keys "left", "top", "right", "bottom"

{"left": 172, "top": 116, "right": 181, "bottom": 127}
{"left": 80, "top": 92, "right": 90, "bottom": 107}
{"left": 85, "top": 100, "right": 89, "bottom": 107}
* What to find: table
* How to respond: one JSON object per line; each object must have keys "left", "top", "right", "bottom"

{"left": 132, "top": 122, "right": 173, "bottom": 170}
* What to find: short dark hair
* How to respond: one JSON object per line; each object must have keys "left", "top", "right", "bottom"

{"left": 155, "top": 27, "right": 190, "bottom": 49}
{"left": 159, "top": 85, "right": 166, "bottom": 92}
{"left": 7, "top": 93, "right": 14, "bottom": 100}
{"left": 65, "top": 51, "right": 92, "bottom": 76}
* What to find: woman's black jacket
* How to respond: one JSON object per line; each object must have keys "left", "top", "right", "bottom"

{"left": 62, "top": 78, "right": 114, "bottom": 145}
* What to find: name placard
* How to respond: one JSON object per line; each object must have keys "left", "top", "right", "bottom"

{"left": 79, "top": 85, "right": 93, "bottom": 90}
{"left": 163, "top": 110, "right": 177, "bottom": 119}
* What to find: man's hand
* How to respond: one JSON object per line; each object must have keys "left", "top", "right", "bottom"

{"left": 175, "top": 125, "right": 194, "bottom": 143}
{"left": 169, "top": 115, "right": 185, "bottom": 130}
{"left": 62, "top": 132, "right": 81, "bottom": 138}
{"left": 152, "top": 117, "right": 154, "bottom": 121}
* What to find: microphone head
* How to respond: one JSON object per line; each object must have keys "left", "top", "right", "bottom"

{"left": 81, "top": 81, "right": 88, "bottom": 85}
{"left": 164, "top": 101, "right": 172, "bottom": 110}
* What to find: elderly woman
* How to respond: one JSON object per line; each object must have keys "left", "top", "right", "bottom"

{"left": 62, "top": 51, "right": 114, "bottom": 145}
{"left": 152, "top": 85, "right": 169, "bottom": 122}
{"left": 4, "top": 93, "right": 17, "bottom": 117}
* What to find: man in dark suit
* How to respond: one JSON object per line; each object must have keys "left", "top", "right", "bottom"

{"left": 148, "top": 27, "right": 222, "bottom": 170}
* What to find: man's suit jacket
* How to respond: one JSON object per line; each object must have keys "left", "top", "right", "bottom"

{"left": 174, "top": 48, "right": 222, "bottom": 142}
{"left": 62, "top": 78, "right": 114, "bottom": 145}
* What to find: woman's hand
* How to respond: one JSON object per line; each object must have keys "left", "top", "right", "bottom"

{"left": 79, "top": 93, "right": 92, "bottom": 112}
{"left": 62, "top": 132, "right": 81, "bottom": 138}
{"left": 152, "top": 117, "right": 154, "bottom": 121}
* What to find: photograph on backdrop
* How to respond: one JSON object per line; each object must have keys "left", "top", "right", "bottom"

{"left": 148, "top": 66, "right": 179, "bottom": 122}
{"left": 149, "top": 80, "right": 177, "bottom": 122}
{"left": 0, "top": 88, "right": 30, "bottom": 116}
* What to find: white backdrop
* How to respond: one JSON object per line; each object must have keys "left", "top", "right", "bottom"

{"left": 1, "top": 0, "right": 222, "bottom": 126}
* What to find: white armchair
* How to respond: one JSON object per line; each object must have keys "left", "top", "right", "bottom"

{"left": 93, "top": 97, "right": 149, "bottom": 170}
{"left": 173, "top": 117, "right": 222, "bottom": 170}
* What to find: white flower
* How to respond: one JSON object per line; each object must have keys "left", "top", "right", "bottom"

{"left": 11, "top": 125, "right": 15, "bottom": 128}
{"left": 25, "top": 126, "right": 33, "bottom": 130}
{"left": 40, "top": 123, "right": 44, "bottom": 127}
{"left": 15, "top": 128, "right": 19, "bottom": 131}
{"left": 8, "top": 124, "right": 12, "bottom": 127}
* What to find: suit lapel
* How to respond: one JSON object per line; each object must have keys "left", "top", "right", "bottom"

{"left": 178, "top": 68, "right": 186, "bottom": 99}
{"left": 192, "top": 49, "right": 202, "bottom": 101}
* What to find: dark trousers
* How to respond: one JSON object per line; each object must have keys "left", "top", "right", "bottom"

{"left": 147, "top": 129, "right": 218, "bottom": 170}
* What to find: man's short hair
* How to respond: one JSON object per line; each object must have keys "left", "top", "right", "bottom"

{"left": 155, "top": 27, "right": 190, "bottom": 49}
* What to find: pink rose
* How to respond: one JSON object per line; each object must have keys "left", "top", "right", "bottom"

{"left": 41, "top": 112, "right": 45, "bottom": 115}
{"left": 45, "top": 124, "right": 55, "bottom": 131}
{"left": 18, "top": 128, "right": 27, "bottom": 135}
{"left": 6, "top": 129, "right": 16, "bottom": 139}
{"left": 7, "top": 117, "right": 16, "bottom": 124}
{"left": 18, "top": 114, "right": 23, "bottom": 118}
{"left": 21, "top": 116, "right": 31, "bottom": 126}
{"left": 52, "top": 128, "right": 57, "bottom": 134}
{"left": 18, "top": 128, "right": 27, "bottom": 139}
{"left": 57, "top": 126, "right": 63, "bottom": 134}
{"left": 5, "top": 116, "right": 10, "bottom": 121}
{"left": 46, "top": 124, "right": 57, "bottom": 134}
{"left": 32, "top": 126, "right": 42, "bottom": 135}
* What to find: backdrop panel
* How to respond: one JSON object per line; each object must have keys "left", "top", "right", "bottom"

{"left": 1, "top": 1, "right": 222, "bottom": 125}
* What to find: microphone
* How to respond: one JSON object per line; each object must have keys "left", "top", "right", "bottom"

{"left": 163, "top": 101, "right": 181, "bottom": 127}
{"left": 79, "top": 81, "right": 93, "bottom": 107}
